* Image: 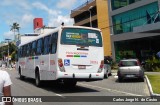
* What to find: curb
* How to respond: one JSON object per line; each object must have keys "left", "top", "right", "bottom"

{"left": 145, "top": 75, "right": 160, "bottom": 96}
{"left": 0, "top": 67, "right": 15, "bottom": 71}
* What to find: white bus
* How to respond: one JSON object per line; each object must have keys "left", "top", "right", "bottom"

{"left": 17, "top": 26, "right": 104, "bottom": 87}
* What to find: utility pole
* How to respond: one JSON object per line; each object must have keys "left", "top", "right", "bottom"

{"left": 5, "top": 38, "right": 11, "bottom": 68}
{"left": 71, "top": 6, "right": 93, "bottom": 27}
{"left": 88, "top": 6, "right": 93, "bottom": 27}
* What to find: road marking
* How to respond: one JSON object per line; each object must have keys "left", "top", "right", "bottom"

{"left": 55, "top": 94, "right": 62, "bottom": 96}
{"left": 12, "top": 81, "right": 47, "bottom": 95}
{"left": 12, "top": 78, "right": 66, "bottom": 98}
{"left": 13, "top": 82, "right": 66, "bottom": 98}
{"left": 79, "top": 83, "right": 143, "bottom": 96}
{"left": 6, "top": 69, "right": 65, "bottom": 98}
{"left": 55, "top": 94, "right": 65, "bottom": 98}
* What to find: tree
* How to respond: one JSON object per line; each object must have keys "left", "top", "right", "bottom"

{"left": 10, "top": 22, "right": 20, "bottom": 41}
{"left": 0, "top": 42, "right": 17, "bottom": 61}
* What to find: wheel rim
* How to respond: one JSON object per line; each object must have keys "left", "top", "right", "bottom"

{"left": 36, "top": 74, "right": 39, "bottom": 85}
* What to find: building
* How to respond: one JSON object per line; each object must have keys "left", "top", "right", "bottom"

{"left": 70, "top": 0, "right": 111, "bottom": 56}
{"left": 18, "top": 18, "right": 56, "bottom": 46}
{"left": 108, "top": 0, "right": 160, "bottom": 61}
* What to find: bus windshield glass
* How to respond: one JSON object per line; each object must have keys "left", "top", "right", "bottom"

{"left": 61, "top": 28, "right": 102, "bottom": 47}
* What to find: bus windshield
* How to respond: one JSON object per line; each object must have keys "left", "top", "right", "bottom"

{"left": 61, "top": 28, "right": 102, "bottom": 47}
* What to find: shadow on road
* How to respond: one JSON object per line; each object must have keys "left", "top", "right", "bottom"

{"left": 115, "top": 78, "right": 145, "bottom": 83}
{"left": 15, "top": 77, "right": 99, "bottom": 94}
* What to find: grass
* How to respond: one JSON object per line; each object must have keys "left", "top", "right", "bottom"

{"left": 146, "top": 74, "right": 160, "bottom": 94}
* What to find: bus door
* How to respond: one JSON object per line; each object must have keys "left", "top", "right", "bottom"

{"left": 18, "top": 46, "right": 27, "bottom": 75}
{"left": 39, "top": 36, "right": 50, "bottom": 80}
{"left": 27, "top": 42, "right": 36, "bottom": 78}
{"left": 49, "top": 33, "right": 58, "bottom": 80}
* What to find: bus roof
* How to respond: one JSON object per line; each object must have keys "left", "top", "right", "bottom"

{"left": 19, "top": 26, "right": 101, "bottom": 47}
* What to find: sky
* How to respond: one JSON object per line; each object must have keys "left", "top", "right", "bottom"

{"left": 0, "top": 0, "right": 87, "bottom": 42}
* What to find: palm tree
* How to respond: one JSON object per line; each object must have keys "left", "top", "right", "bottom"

{"left": 10, "top": 22, "right": 20, "bottom": 41}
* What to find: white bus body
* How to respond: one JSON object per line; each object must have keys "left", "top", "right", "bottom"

{"left": 17, "top": 26, "right": 104, "bottom": 86}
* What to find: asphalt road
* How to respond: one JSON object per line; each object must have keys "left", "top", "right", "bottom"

{"left": 1, "top": 68, "right": 160, "bottom": 105}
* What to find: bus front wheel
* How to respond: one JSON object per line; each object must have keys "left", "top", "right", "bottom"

{"left": 35, "top": 70, "right": 41, "bottom": 87}
{"left": 19, "top": 67, "right": 25, "bottom": 80}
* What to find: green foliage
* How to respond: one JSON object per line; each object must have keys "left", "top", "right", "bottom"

{"left": 11, "top": 51, "right": 16, "bottom": 61}
{"left": 10, "top": 43, "right": 17, "bottom": 61}
{"left": 0, "top": 42, "right": 17, "bottom": 61}
{"left": 145, "top": 56, "right": 160, "bottom": 71}
{"left": 147, "top": 74, "right": 160, "bottom": 94}
{"left": 0, "top": 46, "right": 7, "bottom": 59}
{"left": 153, "top": 67, "right": 160, "bottom": 72}
{"left": 10, "top": 22, "right": 20, "bottom": 34}
{"left": 111, "top": 61, "right": 118, "bottom": 69}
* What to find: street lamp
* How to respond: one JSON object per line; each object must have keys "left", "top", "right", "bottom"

{"left": 5, "top": 38, "right": 11, "bottom": 68}
{"left": 88, "top": 6, "right": 93, "bottom": 27}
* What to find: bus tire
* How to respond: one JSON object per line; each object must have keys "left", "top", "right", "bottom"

{"left": 64, "top": 80, "right": 77, "bottom": 87}
{"left": 35, "top": 70, "right": 41, "bottom": 87}
{"left": 104, "top": 70, "right": 108, "bottom": 78}
{"left": 118, "top": 77, "right": 123, "bottom": 82}
{"left": 19, "top": 67, "right": 25, "bottom": 80}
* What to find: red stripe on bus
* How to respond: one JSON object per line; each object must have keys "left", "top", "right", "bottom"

{"left": 67, "top": 55, "right": 73, "bottom": 57}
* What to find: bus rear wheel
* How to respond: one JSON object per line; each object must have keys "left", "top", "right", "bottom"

{"left": 35, "top": 70, "right": 41, "bottom": 87}
{"left": 104, "top": 71, "right": 108, "bottom": 78}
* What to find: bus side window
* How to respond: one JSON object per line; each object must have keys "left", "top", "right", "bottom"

{"left": 21, "top": 46, "right": 23, "bottom": 57}
{"left": 18, "top": 47, "right": 22, "bottom": 58}
{"left": 29, "top": 43, "right": 32, "bottom": 56}
{"left": 48, "top": 34, "right": 52, "bottom": 53}
{"left": 23, "top": 45, "right": 26, "bottom": 57}
{"left": 43, "top": 36, "right": 50, "bottom": 55}
{"left": 30, "top": 42, "right": 32, "bottom": 56}
{"left": 20, "top": 47, "right": 22, "bottom": 57}
{"left": 41, "top": 38, "right": 43, "bottom": 54}
{"left": 43, "top": 36, "right": 47, "bottom": 55}
{"left": 32, "top": 41, "right": 37, "bottom": 56}
{"left": 50, "top": 32, "right": 58, "bottom": 54}
{"left": 36, "top": 39, "right": 40, "bottom": 55}
{"left": 24, "top": 45, "right": 27, "bottom": 57}
{"left": 36, "top": 38, "right": 43, "bottom": 55}
{"left": 31, "top": 42, "right": 34, "bottom": 56}
{"left": 22, "top": 46, "right": 25, "bottom": 57}
{"left": 26, "top": 44, "right": 30, "bottom": 57}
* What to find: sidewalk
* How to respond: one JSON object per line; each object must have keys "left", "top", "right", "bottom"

{"left": 111, "top": 69, "right": 160, "bottom": 96}
{"left": 0, "top": 67, "right": 16, "bottom": 71}
{"left": 145, "top": 75, "right": 160, "bottom": 96}
{"left": 145, "top": 72, "right": 160, "bottom": 75}
{"left": 144, "top": 71, "right": 160, "bottom": 96}
{"left": 112, "top": 69, "right": 160, "bottom": 75}
{"left": 111, "top": 69, "right": 117, "bottom": 73}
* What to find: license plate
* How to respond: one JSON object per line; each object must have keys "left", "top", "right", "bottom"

{"left": 78, "top": 65, "right": 86, "bottom": 69}
{"left": 126, "top": 75, "right": 135, "bottom": 78}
